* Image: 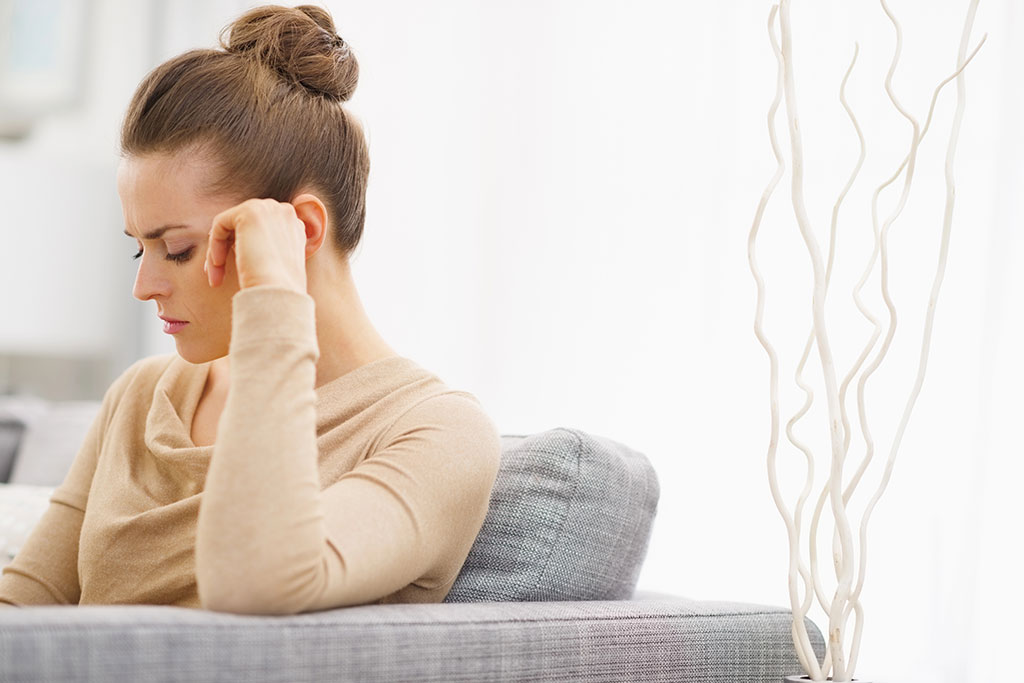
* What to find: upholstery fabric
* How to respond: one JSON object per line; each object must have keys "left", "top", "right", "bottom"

{"left": 0, "top": 484, "right": 55, "bottom": 569}
{"left": 0, "top": 417, "right": 24, "bottom": 484}
{"left": 7, "top": 401, "right": 99, "bottom": 486}
{"left": 0, "top": 592, "right": 824, "bottom": 683}
{"left": 0, "top": 395, "right": 49, "bottom": 484}
{"left": 446, "top": 428, "right": 659, "bottom": 603}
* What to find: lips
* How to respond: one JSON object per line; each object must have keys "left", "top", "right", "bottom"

{"left": 159, "top": 315, "right": 189, "bottom": 335}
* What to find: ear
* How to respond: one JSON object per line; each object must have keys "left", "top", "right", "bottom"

{"left": 290, "top": 192, "right": 329, "bottom": 259}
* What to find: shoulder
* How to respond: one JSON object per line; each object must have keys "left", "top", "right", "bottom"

{"left": 46, "top": 353, "right": 180, "bottom": 509}
{"left": 388, "top": 391, "right": 500, "bottom": 444}
{"left": 382, "top": 391, "right": 502, "bottom": 480}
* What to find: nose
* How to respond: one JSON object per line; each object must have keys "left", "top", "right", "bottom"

{"left": 132, "top": 253, "right": 173, "bottom": 302}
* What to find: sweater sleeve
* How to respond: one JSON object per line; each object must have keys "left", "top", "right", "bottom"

{"left": 194, "top": 285, "right": 500, "bottom": 615}
{"left": 0, "top": 361, "right": 142, "bottom": 607}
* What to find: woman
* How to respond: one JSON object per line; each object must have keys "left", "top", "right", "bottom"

{"left": 0, "top": 4, "right": 501, "bottom": 614}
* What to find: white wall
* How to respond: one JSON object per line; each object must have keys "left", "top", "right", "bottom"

{"left": 2, "top": 2, "right": 1020, "bottom": 681}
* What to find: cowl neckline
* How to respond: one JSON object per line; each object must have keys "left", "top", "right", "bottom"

{"left": 142, "top": 353, "right": 427, "bottom": 483}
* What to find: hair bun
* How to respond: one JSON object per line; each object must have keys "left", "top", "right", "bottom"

{"left": 220, "top": 4, "right": 358, "bottom": 102}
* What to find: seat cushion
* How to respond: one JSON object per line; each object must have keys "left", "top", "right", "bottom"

{"left": 0, "top": 596, "right": 824, "bottom": 683}
{"left": 445, "top": 428, "right": 659, "bottom": 602}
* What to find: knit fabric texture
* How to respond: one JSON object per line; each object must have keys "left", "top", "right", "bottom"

{"left": 445, "top": 428, "right": 659, "bottom": 602}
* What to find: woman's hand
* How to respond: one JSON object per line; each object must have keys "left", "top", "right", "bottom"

{"left": 204, "top": 198, "right": 308, "bottom": 293}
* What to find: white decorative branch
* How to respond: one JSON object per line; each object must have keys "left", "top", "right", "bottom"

{"left": 748, "top": 4, "right": 824, "bottom": 676}
{"left": 748, "top": 1, "right": 985, "bottom": 680}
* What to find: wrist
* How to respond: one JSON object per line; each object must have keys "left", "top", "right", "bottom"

{"left": 239, "top": 270, "right": 306, "bottom": 294}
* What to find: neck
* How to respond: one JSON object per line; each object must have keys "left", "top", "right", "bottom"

{"left": 306, "top": 253, "right": 398, "bottom": 388}
{"left": 209, "top": 252, "right": 397, "bottom": 391}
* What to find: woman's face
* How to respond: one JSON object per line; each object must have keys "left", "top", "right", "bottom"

{"left": 117, "top": 151, "right": 241, "bottom": 364}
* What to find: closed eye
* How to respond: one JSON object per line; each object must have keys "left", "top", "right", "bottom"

{"left": 131, "top": 246, "right": 195, "bottom": 264}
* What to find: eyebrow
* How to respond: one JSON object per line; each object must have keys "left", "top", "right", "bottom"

{"left": 123, "top": 224, "right": 190, "bottom": 240}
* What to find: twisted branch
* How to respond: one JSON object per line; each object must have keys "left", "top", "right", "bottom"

{"left": 751, "top": 1, "right": 985, "bottom": 680}
{"left": 748, "top": 4, "right": 823, "bottom": 676}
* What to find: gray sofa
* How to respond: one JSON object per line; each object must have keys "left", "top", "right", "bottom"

{"left": 0, "top": 394, "right": 824, "bottom": 682}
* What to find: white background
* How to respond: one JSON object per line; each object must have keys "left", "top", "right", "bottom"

{"left": 1, "top": 2, "right": 1020, "bottom": 681}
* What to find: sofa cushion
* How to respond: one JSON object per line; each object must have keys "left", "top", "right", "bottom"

{"left": 445, "top": 427, "right": 659, "bottom": 603}
{"left": 7, "top": 401, "right": 100, "bottom": 487}
{"left": 0, "top": 394, "right": 49, "bottom": 485}
{"left": 0, "top": 483, "right": 55, "bottom": 570}
{"left": 0, "top": 418, "right": 25, "bottom": 484}
{"left": 0, "top": 596, "right": 823, "bottom": 683}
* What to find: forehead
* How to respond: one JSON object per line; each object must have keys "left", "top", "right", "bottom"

{"left": 117, "top": 151, "right": 224, "bottom": 235}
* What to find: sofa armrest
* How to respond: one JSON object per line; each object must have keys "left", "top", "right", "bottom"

{"left": 0, "top": 593, "right": 824, "bottom": 682}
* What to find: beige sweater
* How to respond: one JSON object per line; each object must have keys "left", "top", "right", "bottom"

{"left": 0, "top": 286, "right": 501, "bottom": 614}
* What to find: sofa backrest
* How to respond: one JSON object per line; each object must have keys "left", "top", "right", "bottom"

{"left": 445, "top": 428, "right": 659, "bottom": 603}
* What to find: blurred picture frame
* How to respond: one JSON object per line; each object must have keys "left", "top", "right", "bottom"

{"left": 0, "top": 0, "right": 92, "bottom": 139}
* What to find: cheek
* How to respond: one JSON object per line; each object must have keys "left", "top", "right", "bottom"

{"left": 187, "top": 257, "right": 238, "bottom": 319}
{"left": 178, "top": 262, "right": 215, "bottom": 308}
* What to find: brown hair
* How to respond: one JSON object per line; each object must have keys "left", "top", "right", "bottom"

{"left": 119, "top": 4, "right": 368, "bottom": 257}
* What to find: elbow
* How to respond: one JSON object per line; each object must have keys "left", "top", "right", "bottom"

{"left": 197, "top": 579, "right": 303, "bottom": 616}
{"left": 196, "top": 572, "right": 268, "bottom": 615}
{"left": 199, "top": 597, "right": 300, "bottom": 617}
{"left": 196, "top": 560, "right": 325, "bottom": 616}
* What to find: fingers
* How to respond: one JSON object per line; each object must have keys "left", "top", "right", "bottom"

{"left": 206, "top": 203, "right": 246, "bottom": 288}
{"left": 203, "top": 198, "right": 308, "bottom": 291}
{"left": 207, "top": 219, "right": 233, "bottom": 268}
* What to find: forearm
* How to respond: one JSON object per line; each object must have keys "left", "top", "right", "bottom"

{"left": 194, "top": 285, "right": 327, "bottom": 614}
{"left": 0, "top": 500, "right": 86, "bottom": 607}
